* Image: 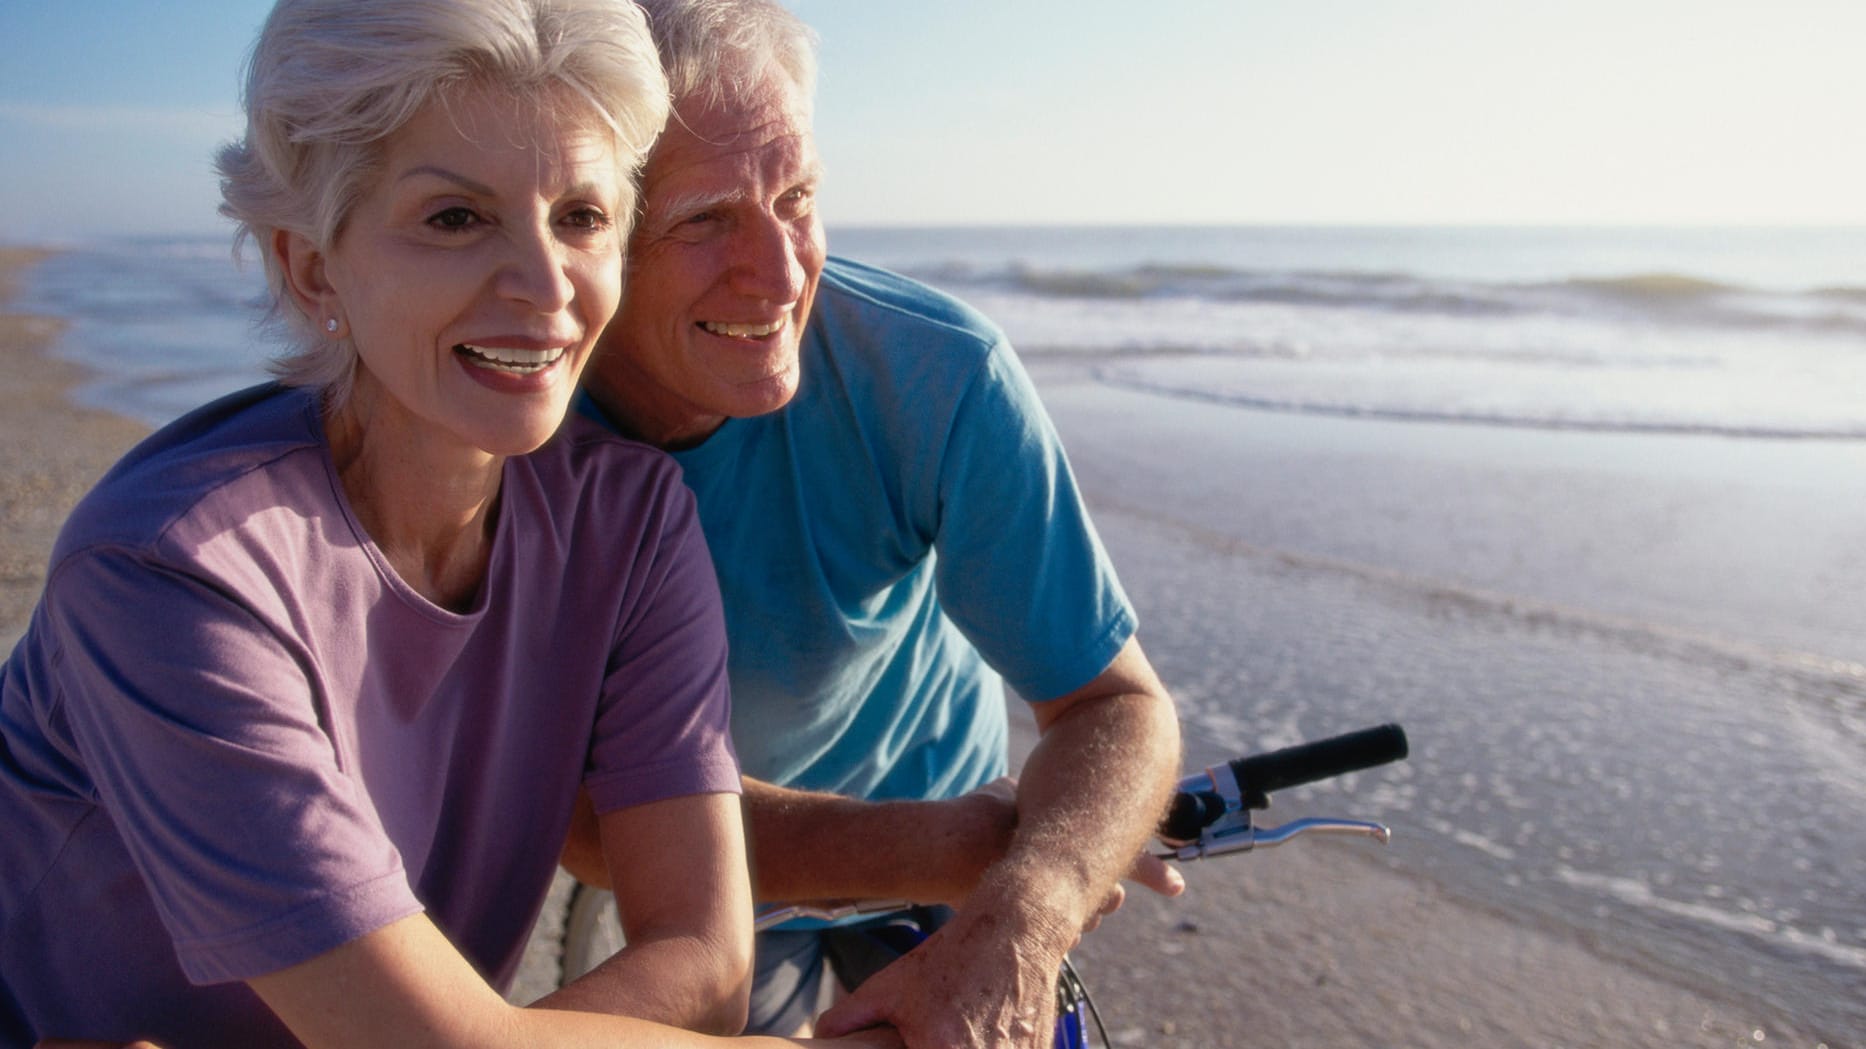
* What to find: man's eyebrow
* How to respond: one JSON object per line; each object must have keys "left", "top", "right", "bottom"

{"left": 651, "top": 186, "right": 745, "bottom": 221}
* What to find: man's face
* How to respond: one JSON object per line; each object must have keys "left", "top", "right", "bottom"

{"left": 590, "top": 75, "right": 826, "bottom": 449}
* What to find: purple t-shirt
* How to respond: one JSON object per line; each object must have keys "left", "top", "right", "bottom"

{"left": 0, "top": 384, "right": 738, "bottom": 1045}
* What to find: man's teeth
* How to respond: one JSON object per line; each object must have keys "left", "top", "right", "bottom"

{"left": 702, "top": 320, "right": 784, "bottom": 338}
{"left": 458, "top": 344, "right": 565, "bottom": 374}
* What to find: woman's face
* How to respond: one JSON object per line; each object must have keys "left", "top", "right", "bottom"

{"left": 322, "top": 83, "right": 624, "bottom": 458}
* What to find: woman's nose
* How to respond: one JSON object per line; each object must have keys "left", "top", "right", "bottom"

{"left": 497, "top": 226, "right": 577, "bottom": 311}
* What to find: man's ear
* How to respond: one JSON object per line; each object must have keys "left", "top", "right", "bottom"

{"left": 274, "top": 229, "right": 343, "bottom": 334}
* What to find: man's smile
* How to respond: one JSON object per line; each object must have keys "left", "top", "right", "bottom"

{"left": 701, "top": 319, "right": 787, "bottom": 338}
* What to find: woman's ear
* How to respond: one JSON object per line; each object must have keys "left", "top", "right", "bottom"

{"left": 274, "top": 229, "right": 343, "bottom": 336}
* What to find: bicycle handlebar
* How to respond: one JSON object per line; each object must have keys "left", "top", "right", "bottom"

{"left": 753, "top": 724, "right": 1410, "bottom": 1049}
{"left": 752, "top": 725, "right": 1410, "bottom": 929}
{"left": 1228, "top": 722, "right": 1408, "bottom": 795}
{"left": 1161, "top": 723, "right": 1408, "bottom": 842}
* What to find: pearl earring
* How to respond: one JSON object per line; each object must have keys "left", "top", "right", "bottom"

{"left": 325, "top": 317, "right": 339, "bottom": 334}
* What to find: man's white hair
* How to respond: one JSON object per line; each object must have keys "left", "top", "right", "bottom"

{"left": 634, "top": 0, "right": 819, "bottom": 118}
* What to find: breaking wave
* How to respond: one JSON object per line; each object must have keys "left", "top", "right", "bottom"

{"left": 899, "top": 259, "right": 1866, "bottom": 338}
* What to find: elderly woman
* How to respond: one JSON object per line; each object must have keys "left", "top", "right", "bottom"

{"left": 0, "top": 1, "right": 894, "bottom": 1047}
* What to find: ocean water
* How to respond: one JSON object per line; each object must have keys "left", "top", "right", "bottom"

{"left": 23, "top": 225, "right": 1866, "bottom": 435}
{"left": 18, "top": 237, "right": 278, "bottom": 426}
{"left": 18, "top": 225, "right": 1866, "bottom": 1041}
{"left": 836, "top": 224, "right": 1866, "bottom": 440}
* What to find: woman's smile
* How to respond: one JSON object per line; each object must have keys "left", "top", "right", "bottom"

{"left": 454, "top": 342, "right": 569, "bottom": 375}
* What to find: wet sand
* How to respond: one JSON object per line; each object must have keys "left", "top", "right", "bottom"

{"left": 0, "top": 250, "right": 1830, "bottom": 1047}
{"left": 1029, "top": 366, "right": 1851, "bottom": 1049}
{"left": 1004, "top": 715, "right": 1810, "bottom": 1049}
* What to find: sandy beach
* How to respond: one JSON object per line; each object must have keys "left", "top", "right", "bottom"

{"left": 0, "top": 248, "right": 151, "bottom": 652}
{"left": 1, "top": 249, "right": 1836, "bottom": 1048}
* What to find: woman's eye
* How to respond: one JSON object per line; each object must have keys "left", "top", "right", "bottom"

{"left": 428, "top": 206, "right": 479, "bottom": 231}
{"left": 563, "top": 207, "right": 613, "bottom": 231}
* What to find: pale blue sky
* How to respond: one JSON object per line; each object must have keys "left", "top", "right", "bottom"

{"left": 3, "top": 0, "right": 1863, "bottom": 242}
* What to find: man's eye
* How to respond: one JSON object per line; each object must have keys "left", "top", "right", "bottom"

{"left": 428, "top": 206, "right": 479, "bottom": 230}
{"left": 777, "top": 187, "right": 815, "bottom": 217}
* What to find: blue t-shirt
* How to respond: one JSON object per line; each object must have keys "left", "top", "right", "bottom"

{"left": 589, "top": 257, "right": 1135, "bottom": 802}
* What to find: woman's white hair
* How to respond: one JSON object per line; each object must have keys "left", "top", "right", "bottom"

{"left": 217, "top": 0, "right": 670, "bottom": 404}
{"left": 634, "top": 0, "right": 818, "bottom": 118}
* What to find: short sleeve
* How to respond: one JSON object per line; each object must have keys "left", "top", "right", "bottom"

{"left": 583, "top": 480, "right": 740, "bottom": 813}
{"left": 43, "top": 546, "right": 419, "bottom": 985}
{"left": 929, "top": 344, "right": 1138, "bottom": 702}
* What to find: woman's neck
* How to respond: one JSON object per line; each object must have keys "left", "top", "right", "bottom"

{"left": 324, "top": 380, "right": 503, "bottom": 612}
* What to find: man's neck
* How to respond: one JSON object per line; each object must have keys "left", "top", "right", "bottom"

{"left": 583, "top": 375, "right": 726, "bottom": 452}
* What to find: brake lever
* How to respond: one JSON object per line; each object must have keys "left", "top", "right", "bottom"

{"left": 752, "top": 898, "right": 916, "bottom": 932}
{"left": 1154, "top": 814, "right": 1391, "bottom": 862}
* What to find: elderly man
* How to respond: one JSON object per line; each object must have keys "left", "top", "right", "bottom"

{"left": 573, "top": 0, "right": 1184, "bottom": 1044}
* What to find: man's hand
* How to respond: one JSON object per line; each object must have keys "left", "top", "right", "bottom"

{"left": 1082, "top": 851, "right": 1186, "bottom": 935}
{"left": 815, "top": 638, "right": 1180, "bottom": 1047}
{"left": 811, "top": 898, "right": 1067, "bottom": 1049}
{"left": 809, "top": 851, "right": 1182, "bottom": 1047}
{"left": 1125, "top": 852, "right": 1184, "bottom": 900}
{"left": 976, "top": 782, "right": 1186, "bottom": 935}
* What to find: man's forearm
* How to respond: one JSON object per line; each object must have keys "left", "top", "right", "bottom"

{"left": 567, "top": 778, "right": 1018, "bottom": 906}
{"left": 974, "top": 640, "right": 1182, "bottom": 935}
{"left": 741, "top": 777, "right": 1015, "bottom": 905}
{"left": 741, "top": 639, "right": 1179, "bottom": 916}
{"left": 810, "top": 646, "right": 1181, "bottom": 1048}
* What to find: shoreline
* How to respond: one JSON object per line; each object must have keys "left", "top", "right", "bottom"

{"left": 1003, "top": 705, "right": 1814, "bottom": 1049}
{"left": 1, "top": 249, "right": 1832, "bottom": 1047}
{"left": 0, "top": 248, "right": 153, "bottom": 648}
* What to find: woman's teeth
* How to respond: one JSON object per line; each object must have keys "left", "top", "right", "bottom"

{"left": 457, "top": 344, "right": 565, "bottom": 374}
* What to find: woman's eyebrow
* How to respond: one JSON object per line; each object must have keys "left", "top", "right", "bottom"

{"left": 396, "top": 165, "right": 495, "bottom": 196}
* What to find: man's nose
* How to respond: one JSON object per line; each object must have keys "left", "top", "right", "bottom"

{"left": 726, "top": 212, "right": 805, "bottom": 304}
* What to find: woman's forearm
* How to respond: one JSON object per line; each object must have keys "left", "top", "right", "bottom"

{"left": 535, "top": 930, "right": 748, "bottom": 1035}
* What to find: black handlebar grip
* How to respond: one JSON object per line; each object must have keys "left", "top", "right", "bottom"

{"left": 1159, "top": 790, "right": 1228, "bottom": 841}
{"left": 1228, "top": 723, "right": 1409, "bottom": 795}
